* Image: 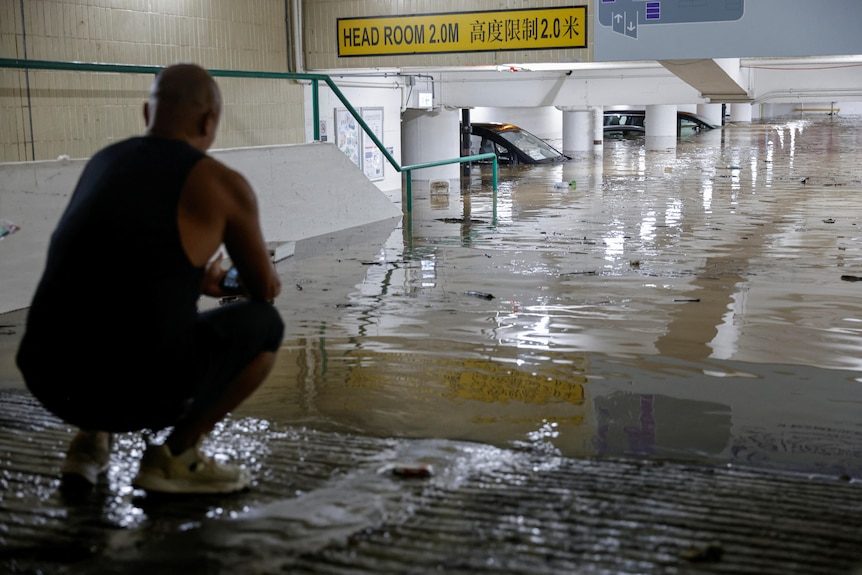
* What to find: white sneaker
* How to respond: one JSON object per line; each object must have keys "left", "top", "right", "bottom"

{"left": 61, "top": 430, "right": 113, "bottom": 487}
{"left": 132, "top": 440, "right": 251, "bottom": 494}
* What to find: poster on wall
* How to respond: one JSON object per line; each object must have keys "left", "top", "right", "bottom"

{"left": 319, "top": 119, "right": 328, "bottom": 142}
{"left": 361, "top": 107, "right": 384, "bottom": 181}
{"left": 335, "top": 108, "right": 361, "bottom": 168}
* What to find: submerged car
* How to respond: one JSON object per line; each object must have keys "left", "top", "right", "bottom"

{"left": 603, "top": 124, "right": 646, "bottom": 140}
{"left": 465, "top": 122, "right": 570, "bottom": 165}
{"left": 604, "top": 110, "right": 720, "bottom": 138}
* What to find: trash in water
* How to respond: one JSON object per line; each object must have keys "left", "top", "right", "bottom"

{"left": 390, "top": 463, "right": 433, "bottom": 478}
{"left": 0, "top": 220, "right": 20, "bottom": 240}
{"left": 430, "top": 180, "right": 449, "bottom": 193}
{"left": 680, "top": 540, "right": 724, "bottom": 563}
{"left": 553, "top": 180, "right": 577, "bottom": 189}
{"left": 464, "top": 290, "right": 495, "bottom": 300}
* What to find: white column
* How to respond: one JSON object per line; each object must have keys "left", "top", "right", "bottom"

{"left": 645, "top": 104, "right": 677, "bottom": 151}
{"left": 591, "top": 106, "right": 604, "bottom": 155}
{"left": 401, "top": 107, "right": 460, "bottom": 181}
{"left": 758, "top": 103, "right": 778, "bottom": 120}
{"left": 560, "top": 107, "right": 592, "bottom": 155}
{"left": 729, "top": 103, "right": 753, "bottom": 123}
{"left": 697, "top": 103, "right": 724, "bottom": 126}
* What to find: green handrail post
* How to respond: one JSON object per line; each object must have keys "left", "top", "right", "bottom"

{"left": 312, "top": 78, "right": 319, "bottom": 141}
{"left": 405, "top": 170, "right": 413, "bottom": 213}
{"left": 400, "top": 152, "right": 498, "bottom": 212}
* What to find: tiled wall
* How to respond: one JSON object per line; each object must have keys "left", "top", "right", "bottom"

{"left": 303, "top": 0, "right": 594, "bottom": 70}
{"left": 0, "top": 0, "right": 304, "bottom": 162}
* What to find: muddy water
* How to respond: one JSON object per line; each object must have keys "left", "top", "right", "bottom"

{"left": 239, "top": 116, "right": 862, "bottom": 478}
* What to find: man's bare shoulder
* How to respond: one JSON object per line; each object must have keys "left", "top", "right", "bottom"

{"left": 192, "top": 155, "right": 247, "bottom": 186}
{"left": 185, "top": 156, "right": 254, "bottom": 206}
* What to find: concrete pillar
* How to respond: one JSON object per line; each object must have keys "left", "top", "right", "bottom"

{"left": 697, "top": 103, "right": 724, "bottom": 126}
{"left": 401, "top": 107, "right": 460, "bottom": 181}
{"left": 730, "top": 103, "right": 753, "bottom": 123}
{"left": 645, "top": 104, "right": 677, "bottom": 150}
{"left": 591, "top": 106, "right": 603, "bottom": 155}
{"left": 460, "top": 108, "right": 472, "bottom": 177}
{"left": 758, "top": 103, "right": 778, "bottom": 120}
{"left": 560, "top": 107, "right": 592, "bottom": 155}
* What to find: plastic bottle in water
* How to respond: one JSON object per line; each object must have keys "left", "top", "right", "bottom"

{"left": 553, "top": 180, "right": 576, "bottom": 189}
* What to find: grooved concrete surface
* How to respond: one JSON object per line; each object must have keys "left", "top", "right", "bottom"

{"left": 1, "top": 390, "right": 861, "bottom": 575}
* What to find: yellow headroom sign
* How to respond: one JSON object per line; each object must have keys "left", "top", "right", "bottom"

{"left": 338, "top": 6, "right": 587, "bottom": 57}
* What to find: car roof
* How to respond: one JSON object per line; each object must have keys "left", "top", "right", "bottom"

{"left": 678, "top": 111, "right": 720, "bottom": 128}
{"left": 469, "top": 122, "right": 520, "bottom": 132}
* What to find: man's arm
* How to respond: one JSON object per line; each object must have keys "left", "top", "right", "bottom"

{"left": 178, "top": 157, "right": 281, "bottom": 302}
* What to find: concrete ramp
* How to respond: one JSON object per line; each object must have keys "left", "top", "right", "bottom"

{"left": 214, "top": 142, "right": 402, "bottom": 244}
{"left": 0, "top": 142, "right": 402, "bottom": 314}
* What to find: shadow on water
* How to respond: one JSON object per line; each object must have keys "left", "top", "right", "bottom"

{"left": 235, "top": 115, "right": 862, "bottom": 479}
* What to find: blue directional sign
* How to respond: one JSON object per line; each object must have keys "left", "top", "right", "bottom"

{"left": 598, "top": 0, "right": 744, "bottom": 38}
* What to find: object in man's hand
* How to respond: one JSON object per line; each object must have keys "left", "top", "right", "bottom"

{"left": 220, "top": 267, "right": 241, "bottom": 291}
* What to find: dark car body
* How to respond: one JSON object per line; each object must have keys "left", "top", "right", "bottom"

{"left": 465, "top": 122, "right": 570, "bottom": 165}
{"left": 603, "top": 124, "right": 646, "bottom": 140}
{"left": 604, "top": 110, "right": 720, "bottom": 138}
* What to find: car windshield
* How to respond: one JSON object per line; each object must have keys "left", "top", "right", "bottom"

{"left": 497, "top": 128, "right": 565, "bottom": 161}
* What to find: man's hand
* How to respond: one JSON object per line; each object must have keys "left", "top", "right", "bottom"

{"left": 179, "top": 158, "right": 281, "bottom": 303}
{"left": 201, "top": 253, "right": 232, "bottom": 297}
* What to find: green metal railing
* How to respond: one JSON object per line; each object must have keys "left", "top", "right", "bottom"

{"left": 0, "top": 58, "right": 498, "bottom": 212}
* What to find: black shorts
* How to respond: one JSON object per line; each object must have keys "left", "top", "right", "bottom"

{"left": 18, "top": 300, "right": 284, "bottom": 432}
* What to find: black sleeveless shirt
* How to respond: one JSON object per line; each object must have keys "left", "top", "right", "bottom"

{"left": 19, "top": 136, "right": 207, "bottom": 361}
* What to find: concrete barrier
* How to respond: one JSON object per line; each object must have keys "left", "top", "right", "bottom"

{"left": 0, "top": 142, "right": 402, "bottom": 314}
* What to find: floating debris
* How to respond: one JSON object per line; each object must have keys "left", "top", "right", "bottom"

{"left": 0, "top": 220, "right": 20, "bottom": 240}
{"left": 823, "top": 218, "right": 836, "bottom": 224}
{"left": 391, "top": 463, "right": 432, "bottom": 478}
{"left": 464, "top": 290, "right": 495, "bottom": 300}
{"left": 438, "top": 217, "right": 488, "bottom": 224}
{"left": 674, "top": 298, "right": 701, "bottom": 303}
{"left": 840, "top": 275, "right": 862, "bottom": 282}
{"left": 429, "top": 180, "right": 449, "bottom": 192}
{"left": 680, "top": 540, "right": 724, "bottom": 563}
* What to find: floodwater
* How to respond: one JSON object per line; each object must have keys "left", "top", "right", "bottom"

{"left": 2, "top": 116, "right": 862, "bottom": 571}
{"left": 240, "top": 115, "right": 862, "bottom": 480}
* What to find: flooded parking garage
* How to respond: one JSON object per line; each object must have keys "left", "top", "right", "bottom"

{"left": 1, "top": 115, "right": 862, "bottom": 573}
{"left": 263, "top": 115, "right": 862, "bottom": 478}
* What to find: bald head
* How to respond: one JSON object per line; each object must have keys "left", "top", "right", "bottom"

{"left": 145, "top": 63, "right": 222, "bottom": 150}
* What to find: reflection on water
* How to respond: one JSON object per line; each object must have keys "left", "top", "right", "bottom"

{"left": 238, "top": 116, "right": 862, "bottom": 478}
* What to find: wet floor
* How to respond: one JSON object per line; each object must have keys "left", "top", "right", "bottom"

{"left": 244, "top": 114, "right": 862, "bottom": 479}
{"left": 2, "top": 115, "right": 862, "bottom": 573}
